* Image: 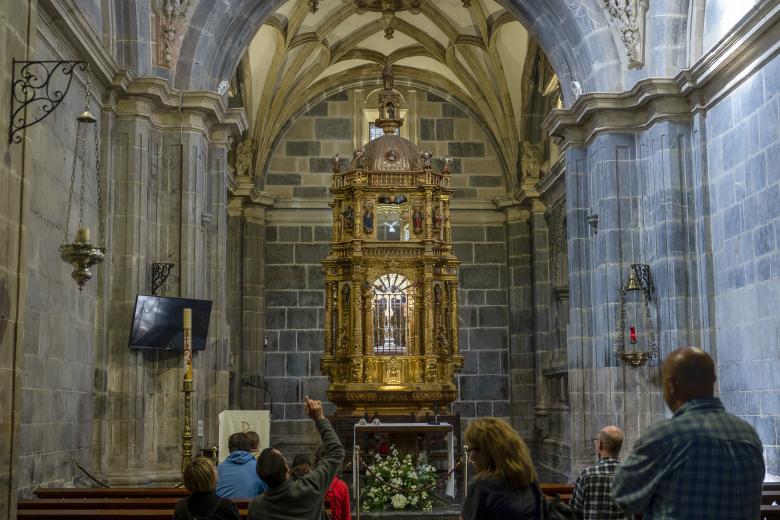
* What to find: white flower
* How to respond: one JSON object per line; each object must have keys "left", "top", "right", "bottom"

{"left": 391, "top": 493, "right": 408, "bottom": 510}
{"left": 411, "top": 496, "right": 419, "bottom": 505}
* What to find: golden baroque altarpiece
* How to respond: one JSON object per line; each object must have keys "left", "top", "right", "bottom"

{"left": 320, "top": 64, "right": 463, "bottom": 416}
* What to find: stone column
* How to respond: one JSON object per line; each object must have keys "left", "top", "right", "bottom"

{"left": 98, "top": 79, "right": 244, "bottom": 481}
{"left": 239, "top": 205, "right": 267, "bottom": 410}
{"left": 544, "top": 84, "right": 702, "bottom": 474}
{"left": 503, "top": 204, "right": 536, "bottom": 441}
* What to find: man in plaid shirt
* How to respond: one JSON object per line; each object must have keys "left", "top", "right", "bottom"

{"left": 571, "top": 425, "right": 632, "bottom": 519}
{"left": 612, "top": 347, "right": 765, "bottom": 519}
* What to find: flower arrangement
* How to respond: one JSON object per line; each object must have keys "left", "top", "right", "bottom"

{"left": 362, "top": 446, "right": 438, "bottom": 512}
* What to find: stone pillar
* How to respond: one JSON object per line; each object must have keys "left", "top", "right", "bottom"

{"left": 545, "top": 86, "right": 703, "bottom": 474}
{"left": 239, "top": 205, "right": 267, "bottom": 410}
{"left": 97, "top": 80, "right": 244, "bottom": 482}
{"left": 504, "top": 204, "right": 536, "bottom": 441}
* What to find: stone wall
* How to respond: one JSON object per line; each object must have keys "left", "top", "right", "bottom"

{"left": 706, "top": 52, "right": 780, "bottom": 475}
{"left": 1, "top": 1, "right": 37, "bottom": 514}
{"left": 263, "top": 219, "right": 332, "bottom": 420}
{"left": 14, "top": 14, "right": 108, "bottom": 495}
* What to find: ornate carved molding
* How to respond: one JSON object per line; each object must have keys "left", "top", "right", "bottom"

{"left": 545, "top": 2, "right": 780, "bottom": 150}
{"left": 601, "top": 0, "right": 648, "bottom": 69}
{"left": 234, "top": 138, "right": 255, "bottom": 178}
{"left": 152, "top": 0, "right": 195, "bottom": 67}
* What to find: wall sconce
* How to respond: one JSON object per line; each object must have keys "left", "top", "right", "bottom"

{"left": 58, "top": 68, "right": 106, "bottom": 290}
{"left": 613, "top": 264, "right": 657, "bottom": 367}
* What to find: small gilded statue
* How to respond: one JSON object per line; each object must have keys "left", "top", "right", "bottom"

{"left": 332, "top": 153, "right": 341, "bottom": 173}
{"left": 413, "top": 208, "right": 423, "bottom": 234}
{"left": 353, "top": 147, "right": 367, "bottom": 169}
{"left": 363, "top": 208, "right": 374, "bottom": 233}
{"left": 343, "top": 206, "right": 355, "bottom": 231}
{"left": 432, "top": 206, "right": 442, "bottom": 228}
{"left": 419, "top": 150, "right": 433, "bottom": 170}
{"left": 441, "top": 156, "right": 453, "bottom": 174}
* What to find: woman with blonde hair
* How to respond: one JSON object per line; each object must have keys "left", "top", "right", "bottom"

{"left": 174, "top": 456, "right": 241, "bottom": 520}
{"left": 460, "top": 417, "right": 541, "bottom": 520}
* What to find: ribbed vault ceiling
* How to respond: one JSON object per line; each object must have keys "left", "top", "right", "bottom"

{"left": 243, "top": 0, "right": 539, "bottom": 188}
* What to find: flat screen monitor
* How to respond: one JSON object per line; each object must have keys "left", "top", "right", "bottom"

{"left": 128, "top": 295, "right": 212, "bottom": 351}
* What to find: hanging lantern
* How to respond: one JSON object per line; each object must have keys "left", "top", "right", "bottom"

{"left": 613, "top": 264, "right": 657, "bottom": 367}
{"left": 59, "top": 67, "right": 106, "bottom": 290}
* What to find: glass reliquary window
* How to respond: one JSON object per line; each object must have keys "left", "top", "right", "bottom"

{"left": 372, "top": 273, "right": 413, "bottom": 355}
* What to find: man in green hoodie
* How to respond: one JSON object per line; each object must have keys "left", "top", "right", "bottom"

{"left": 249, "top": 396, "right": 345, "bottom": 520}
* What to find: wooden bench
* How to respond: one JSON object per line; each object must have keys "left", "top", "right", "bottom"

{"left": 18, "top": 510, "right": 248, "bottom": 519}
{"left": 33, "top": 488, "right": 189, "bottom": 499}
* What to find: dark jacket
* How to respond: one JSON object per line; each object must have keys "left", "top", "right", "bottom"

{"left": 216, "top": 450, "right": 269, "bottom": 498}
{"left": 173, "top": 491, "right": 241, "bottom": 520}
{"left": 461, "top": 478, "right": 540, "bottom": 520}
{"left": 248, "top": 418, "right": 345, "bottom": 520}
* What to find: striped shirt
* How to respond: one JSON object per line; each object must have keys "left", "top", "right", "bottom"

{"left": 612, "top": 397, "right": 765, "bottom": 520}
{"left": 571, "top": 457, "right": 632, "bottom": 519}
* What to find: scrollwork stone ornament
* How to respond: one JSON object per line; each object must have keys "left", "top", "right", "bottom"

{"left": 152, "top": 0, "right": 195, "bottom": 67}
{"left": 234, "top": 138, "right": 255, "bottom": 178}
{"left": 602, "top": 0, "right": 648, "bottom": 68}
{"left": 520, "top": 141, "right": 541, "bottom": 180}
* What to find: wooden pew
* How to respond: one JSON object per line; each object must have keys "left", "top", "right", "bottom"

{"left": 34, "top": 488, "right": 189, "bottom": 499}
{"left": 18, "top": 509, "right": 248, "bottom": 519}
{"left": 19, "top": 498, "right": 252, "bottom": 510}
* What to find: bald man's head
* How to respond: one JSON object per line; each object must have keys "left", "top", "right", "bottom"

{"left": 662, "top": 347, "right": 716, "bottom": 412}
{"left": 597, "top": 425, "right": 624, "bottom": 458}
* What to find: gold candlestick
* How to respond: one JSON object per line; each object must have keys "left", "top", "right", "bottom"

{"left": 181, "top": 308, "right": 194, "bottom": 474}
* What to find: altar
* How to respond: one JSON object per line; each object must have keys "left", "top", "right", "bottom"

{"left": 352, "top": 421, "right": 457, "bottom": 514}
{"left": 319, "top": 63, "right": 463, "bottom": 418}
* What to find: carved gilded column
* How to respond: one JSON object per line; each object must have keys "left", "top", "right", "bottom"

{"left": 424, "top": 189, "right": 433, "bottom": 240}
{"left": 442, "top": 197, "right": 451, "bottom": 243}
{"left": 423, "top": 266, "right": 437, "bottom": 382}
{"left": 324, "top": 281, "right": 336, "bottom": 356}
{"left": 448, "top": 281, "right": 459, "bottom": 355}
{"left": 363, "top": 281, "right": 374, "bottom": 355}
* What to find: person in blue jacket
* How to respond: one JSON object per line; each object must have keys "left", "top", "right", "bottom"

{"left": 216, "top": 432, "right": 269, "bottom": 498}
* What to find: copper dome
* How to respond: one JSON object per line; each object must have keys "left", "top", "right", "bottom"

{"left": 352, "top": 133, "right": 421, "bottom": 172}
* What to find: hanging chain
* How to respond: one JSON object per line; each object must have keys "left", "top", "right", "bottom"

{"left": 76, "top": 69, "right": 93, "bottom": 233}
{"left": 64, "top": 122, "right": 82, "bottom": 244}
{"left": 93, "top": 104, "right": 104, "bottom": 245}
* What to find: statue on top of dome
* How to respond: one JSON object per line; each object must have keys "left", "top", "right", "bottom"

{"left": 419, "top": 150, "right": 433, "bottom": 170}
{"left": 353, "top": 147, "right": 367, "bottom": 169}
{"left": 382, "top": 59, "right": 394, "bottom": 90}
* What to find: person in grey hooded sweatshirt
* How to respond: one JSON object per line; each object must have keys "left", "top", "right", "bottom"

{"left": 216, "top": 432, "right": 269, "bottom": 498}
{"left": 248, "top": 396, "right": 344, "bottom": 520}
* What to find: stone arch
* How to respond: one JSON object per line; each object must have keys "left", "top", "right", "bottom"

{"left": 172, "top": 0, "right": 625, "bottom": 99}
{"left": 111, "top": 0, "right": 153, "bottom": 76}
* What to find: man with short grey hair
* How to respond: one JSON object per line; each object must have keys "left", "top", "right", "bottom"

{"left": 571, "top": 425, "right": 632, "bottom": 519}
{"left": 612, "top": 347, "right": 764, "bottom": 519}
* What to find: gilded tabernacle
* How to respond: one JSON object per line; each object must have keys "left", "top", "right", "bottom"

{"left": 320, "top": 63, "right": 463, "bottom": 416}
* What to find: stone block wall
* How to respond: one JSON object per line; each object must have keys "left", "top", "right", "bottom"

{"left": 262, "top": 88, "right": 507, "bottom": 202}
{"left": 263, "top": 221, "right": 332, "bottom": 420}
{"left": 450, "top": 221, "right": 511, "bottom": 421}
{"left": 706, "top": 53, "right": 780, "bottom": 475}
{"left": 418, "top": 92, "right": 506, "bottom": 202}
{"left": 15, "top": 19, "right": 106, "bottom": 495}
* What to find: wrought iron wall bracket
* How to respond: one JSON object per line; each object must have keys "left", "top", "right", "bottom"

{"left": 9, "top": 59, "right": 88, "bottom": 144}
{"left": 152, "top": 262, "right": 175, "bottom": 295}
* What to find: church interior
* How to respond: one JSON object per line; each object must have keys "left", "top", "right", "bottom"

{"left": 1, "top": 0, "right": 779, "bottom": 517}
